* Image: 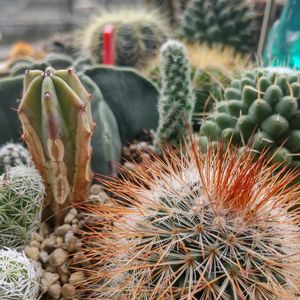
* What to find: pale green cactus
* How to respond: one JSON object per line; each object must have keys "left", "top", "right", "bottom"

{"left": 0, "top": 166, "right": 44, "bottom": 249}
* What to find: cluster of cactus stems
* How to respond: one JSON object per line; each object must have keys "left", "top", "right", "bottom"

{"left": 155, "top": 40, "right": 195, "bottom": 148}
{"left": 18, "top": 67, "right": 94, "bottom": 224}
{"left": 78, "top": 141, "right": 300, "bottom": 299}
{"left": 0, "top": 166, "right": 44, "bottom": 249}
{"left": 0, "top": 248, "right": 40, "bottom": 300}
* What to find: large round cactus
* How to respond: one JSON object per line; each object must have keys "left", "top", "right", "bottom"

{"left": 181, "top": 0, "right": 257, "bottom": 53}
{"left": 200, "top": 68, "right": 300, "bottom": 169}
{"left": 83, "top": 7, "right": 169, "bottom": 69}
{"left": 79, "top": 143, "right": 300, "bottom": 299}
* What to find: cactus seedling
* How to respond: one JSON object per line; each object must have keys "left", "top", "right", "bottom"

{"left": 0, "top": 142, "right": 31, "bottom": 175}
{"left": 155, "top": 40, "right": 195, "bottom": 148}
{"left": 79, "top": 142, "right": 300, "bottom": 299}
{"left": 18, "top": 67, "right": 94, "bottom": 224}
{"left": 0, "top": 248, "right": 40, "bottom": 300}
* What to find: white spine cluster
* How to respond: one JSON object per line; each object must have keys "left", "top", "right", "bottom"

{"left": 0, "top": 248, "right": 40, "bottom": 300}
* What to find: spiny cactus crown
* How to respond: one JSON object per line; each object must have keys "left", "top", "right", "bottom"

{"left": 0, "top": 166, "right": 44, "bottom": 249}
{"left": 0, "top": 142, "right": 31, "bottom": 175}
{"left": 155, "top": 40, "right": 195, "bottom": 147}
{"left": 200, "top": 68, "right": 300, "bottom": 168}
{"left": 181, "top": 0, "right": 257, "bottom": 53}
{"left": 80, "top": 144, "right": 300, "bottom": 299}
{"left": 84, "top": 8, "right": 168, "bottom": 68}
{"left": 0, "top": 248, "right": 40, "bottom": 300}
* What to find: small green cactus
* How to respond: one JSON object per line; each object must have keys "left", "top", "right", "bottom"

{"left": 18, "top": 67, "right": 94, "bottom": 224}
{"left": 0, "top": 166, "right": 44, "bottom": 249}
{"left": 0, "top": 142, "right": 31, "bottom": 174}
{"left": 200, "top": 68, "right": 300, "bottom": 169}
{"left": 155, "top": 40, "right": 195, "bottom": 148}
{"left": 181, "top": 0, "right": 257, "bottom": 53}
{"left": 83, "top": 7, "right": 168, "bottom": 69}
{"left": 0, "top": 248, "right": 40, "bottom": 300}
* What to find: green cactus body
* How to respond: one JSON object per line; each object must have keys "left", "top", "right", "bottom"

{"left": 0, "top": 143, "right": 31, "bottom": 174}
{"left": 80, "top": 144, "right": 300, "bottom": 299}
{"left": 200, "top": 68, "right": 300, "bottom": 168}
{"left": 84, "top": 8, "right": 168, "bottom": 69}
{"left": 18, "top": 67, "right": 94, "bottom": 223}
{"left": 155, "top": 40, "right": 195, "bottom": 147}
{"left": 0, "top": 248, "right": 40, "bottom": 300}
{"left": 0, "top": 166, "right": 44, "bottom": 249}
{"left": 85, "top": 66, "right": 159, "bottom": 144}
{"left": 181, "top": 0, "right": 257, "bottom": 53}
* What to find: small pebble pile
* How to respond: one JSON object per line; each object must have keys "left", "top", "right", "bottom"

{"left": 24, "top": 184, "right": 108, "bottom": 300}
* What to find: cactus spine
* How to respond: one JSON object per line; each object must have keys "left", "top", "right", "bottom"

{"left": 80, "top": 143, "right": 300, "bottom": 299}
{"left": 0, "top": 248, "right": 40, "bottom": 300}
{"left": 155, "top": 40, "right": 195, "bottom": 147}
{"left": 18, "top": 67, "right": 94, "bottom": 224}
{"left": 0, "top": 142, "right": 31, "bottom": 174}
{"left": 0, "top": 166, "right": 44, "bottom": 249}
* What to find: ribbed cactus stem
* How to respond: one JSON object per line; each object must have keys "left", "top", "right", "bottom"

{"left": 18, "top": 67, "right": 94, "bottom": 224}
{"left": 155, "top": 40, "right": 195, "bottom": 148}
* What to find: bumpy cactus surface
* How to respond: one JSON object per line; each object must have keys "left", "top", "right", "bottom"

{"left": 0, "top": 142, "right": 31, "bottom": 174}
{"left": 155, "top": 40, "right": 195, "bottom": 147}
{"left": 200, "top": 68, "right": 300, "bottom": 169}
{"left": 0, "top": 166, "right": 44, "bottom": 249}
{"left": 18, "top": 67, "right": 94, "bottom": 223}
{"left": 0, "top": 248, "right": 40, "bottom": 300}
{"left": 80, "top": 143, "right": 300, "bottom": 299}
{"left": 181, "top": 0, "right": 257, "bottom": 53}
{"left": 84, "top": 7, "right": 168, "bottom": 68}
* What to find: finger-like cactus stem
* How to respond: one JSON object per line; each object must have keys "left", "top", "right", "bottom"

{"left": 18, "top": 67, "right": 94, "bottom": 224}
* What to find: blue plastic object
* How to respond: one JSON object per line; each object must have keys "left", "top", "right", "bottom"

{"left": 264, "top": 0, "right": 300, "bottom": 69}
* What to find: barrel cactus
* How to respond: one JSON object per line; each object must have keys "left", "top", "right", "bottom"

{"left": 18, "top": 67, "right": 94, "bottom": 224}
{"left": 200, "top": 68, "right": 300, "bottom": 169}
{"left": 0, "top": 166, "right": 44, "bottom": 249}
{"left": 79, "top": 143, "right": 300, "bottom": 299}
{"left": 181, "top": 0, "right": 257, "bottom": 53}
{"left": 0, "top": 248, "right": 40, "bottom": 300}
{"left": 83, "top": 7, "right": 169, "bottom": 69}
{"left": 0, "top": 142, "right": 31, "bottom": 174}
{"left": 155, "top": 40, "right": 195, "bottom": 148}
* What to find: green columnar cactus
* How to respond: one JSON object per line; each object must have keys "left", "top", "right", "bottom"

{"left": 155, "top": 40, "right": 195, "bottom": 147}
{"left": 181, "top": 0, "right": 257, "bottom": 53}
{"left": 0, "top": 166, "right": 44, "bottom": 249}
{"left": 80, "top": 144, "right": 300, "bottom": 299}
{"left": 0, "top": 248, "right": 40, "bottom": 300}
{"left": 200, "top": 68, "right": 300, "bottom": 169}
{"left": 83, "top": 7, "right": 168, "bottom": 69}
{"left": 18, "top": 67, "right": 94, "bottom": 223}
{"left": 0, "top": 142, "right": 31, "bottom": 174}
